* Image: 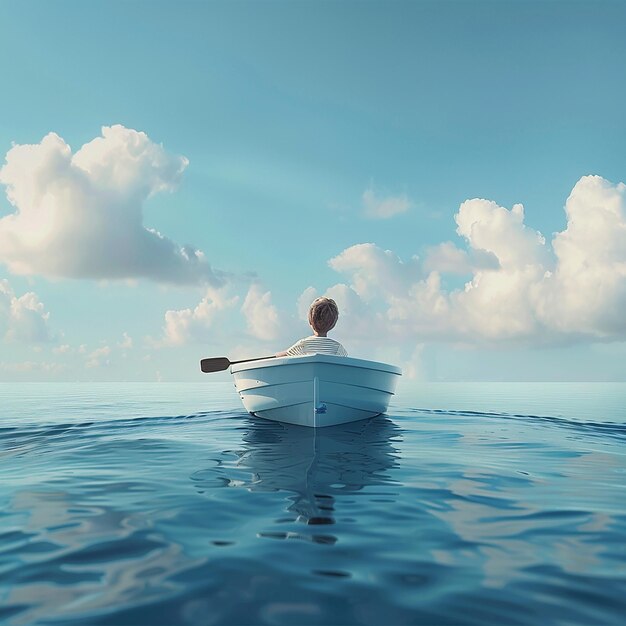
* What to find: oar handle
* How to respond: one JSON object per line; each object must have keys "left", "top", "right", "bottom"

{"left": 200, "top": 355, "right": 276, "bottom": 373}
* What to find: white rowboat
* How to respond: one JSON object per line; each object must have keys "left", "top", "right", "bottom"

{"left": 231, "top": 354, "right": 402, "bottom": 427}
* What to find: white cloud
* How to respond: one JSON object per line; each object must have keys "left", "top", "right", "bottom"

{"left": 362, "top": 187, "right": 412, "bottom": 219}
{"left": 537, "top": 175, "right": 626, "bottom": 337}
{"left": 118, "top": 332, "right": 133, "bottom": 350}
{"left": 323, "top": 282, "right": 388, "bottom": 341}
{"left": 157, "top": 283, "right": 294, "bottom": 351}
{"left": 0, "top": 360, "right": 66, "bottom": 374}
{"left": 86, "top": 345, "right": 111, "bottom": 369}
{"left": 0, "top": 125, "right": 223, "bottom": 285}
{"left": 297, "top": 286, "right": 318, "bottom": 321}
{"left": 329, "top": 243, "right": 421, "bottom": 301}
{"left": 242, "top": 284, "right": 281, "bottom": 341}
{"left": 0, "top": 279, "right": 52, "bottom": 343}
{"left": 455, "top": 199, "right": 549, "bottom": 269}
{"left": 322, "top": 175, "right": 626, "bottom": 346}
{"left": 161, "top": 286, "right": 239, "bottom": 346}
{"left": 423, "top": 241, "right": 499, "bottom": 274}
{"left": 292, "top": 282, "right": 425, "bottom": 374}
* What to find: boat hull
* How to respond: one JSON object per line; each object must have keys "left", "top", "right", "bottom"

{"left": 231, "top": 354, "right": 402, "bottom": 427}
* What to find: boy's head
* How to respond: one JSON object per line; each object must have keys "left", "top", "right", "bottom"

{"left": 308, "top": 297, "right": 339, "bottom": 334}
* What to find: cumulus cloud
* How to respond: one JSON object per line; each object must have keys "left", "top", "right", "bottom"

{"left": 0, "top": 361, "right": 66, "bottom": 374}
{"left": 423, "top": 241, "right": 499, "bottom": 274}
{"left": 297, "top": 286, "right": 318, "bottom": 321}
{"left": 242, "top": 284, "right": 281, "bottom": 341}
{"left": 362, "top": 186, "right": 412, "bottom": 219}
{"left": 86, "top": 345, "right": 111, "bottom": 369}
{"left": 157, "top": 282, "right": 291, "bottom": 350}
{"left": 85, "top": 346, "right": 111, "bottom": 369}
{"left": 161, "top": 286, "right": 239, "bottom": 346}
{"left": 329, "top": 243, "right": 421, "bottom": 301}
{"left": 538, "top": 175, "right": 626, "bottom": 336}
{"left": 455, "top": 199, "right": 550, "bottom": 269}
{"left": 0, "top": 125, "right": 223, "bottom": 285}
{"left": 321, "top": 175, "right": 626, "bottom": 346}
{"left": 0, "top": 279, "right": 52, "bottom": 343}
{"left": 118, "top": 332, "right": 133, "bottom": 350}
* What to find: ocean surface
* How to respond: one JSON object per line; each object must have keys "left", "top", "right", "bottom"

{"left": 1, "top": 382, "right": 625, "bottom": 625}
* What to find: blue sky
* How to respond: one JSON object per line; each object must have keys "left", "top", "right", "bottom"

{"left": 0, "top": 0, "right": 625, "bottom": 381}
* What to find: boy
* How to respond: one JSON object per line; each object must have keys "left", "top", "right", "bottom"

{"left": 277, "top": 297, "right": 348, "bottom": 357}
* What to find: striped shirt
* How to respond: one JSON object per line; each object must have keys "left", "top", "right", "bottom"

{"left": 286, "top": 336, "right": 348, "bottom": 357}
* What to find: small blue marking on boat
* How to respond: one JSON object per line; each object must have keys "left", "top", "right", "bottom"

{"left": 315, "top": 403, "right": 327, "bottom": 414}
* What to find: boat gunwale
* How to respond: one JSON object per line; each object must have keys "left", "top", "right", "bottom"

{"left": 230, "top": 354, "right": 402, "bottom": 376}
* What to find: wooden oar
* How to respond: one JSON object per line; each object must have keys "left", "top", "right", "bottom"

{"left": 200, "top": 355, "right": 276, "bottom": 373}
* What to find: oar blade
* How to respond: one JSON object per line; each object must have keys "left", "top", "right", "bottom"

{"left": 200, "top": 357, "right": 231, "bottom": 373}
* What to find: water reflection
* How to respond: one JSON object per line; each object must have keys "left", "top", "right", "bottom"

{"left": 193, "top": 416, "right": 402, "bottom": 529}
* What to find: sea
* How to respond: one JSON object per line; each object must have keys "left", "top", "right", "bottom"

{"left": 1, "top": 382, "right": 625, "bottom": 625}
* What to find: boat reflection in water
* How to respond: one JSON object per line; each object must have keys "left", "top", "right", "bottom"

{"left": 192, "top": 416, "right": 402, "bottom": 544}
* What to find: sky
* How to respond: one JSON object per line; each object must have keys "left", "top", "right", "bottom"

{"left": 0, "top": 0, "right": 625, "bottom": 382}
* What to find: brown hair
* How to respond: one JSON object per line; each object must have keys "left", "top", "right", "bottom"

{"left": 308, "top": 297, "right": 339, "bottom": 334}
